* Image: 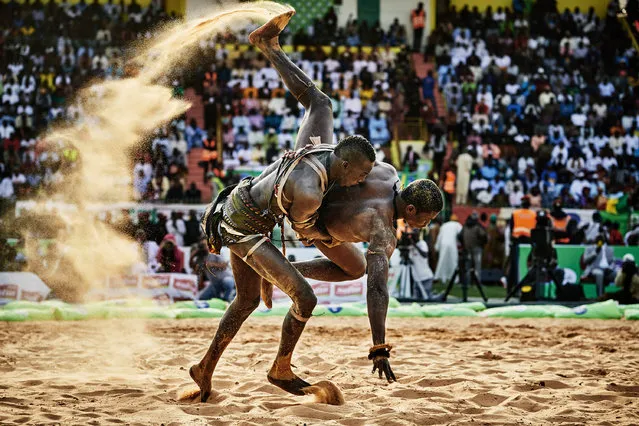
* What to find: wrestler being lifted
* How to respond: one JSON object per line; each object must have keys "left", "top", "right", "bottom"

{"left": 261, "top": 164, "right": 443, "bottom": 383}
{"left": 190, "top": 10, "right": 376, "bottom": 402}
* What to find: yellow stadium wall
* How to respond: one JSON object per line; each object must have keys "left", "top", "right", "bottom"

{"left": 165, "top": 0, "right": 185, "bottom": 16}
{"left": 0, "top": 0, "right": 154, "bottom": 6}
{"left": 1, "top": 0, "right": 152, "bottom": 5}
{"left": 0, "top": 0, "right": 188, "bottom": 13}
{"left": 448, "top": 0, "right": 609, "bottom": 17}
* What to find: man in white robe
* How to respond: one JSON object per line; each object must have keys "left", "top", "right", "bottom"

{"left": 434, "top": 215, "right": 463, "bottom": 283}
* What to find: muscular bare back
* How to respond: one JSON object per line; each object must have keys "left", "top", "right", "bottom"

{"left": 320, "top": 162, "right": 399, "bottom": 244}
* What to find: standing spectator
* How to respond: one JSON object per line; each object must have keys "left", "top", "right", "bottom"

{"left": 184, "top": 182, "right": 202, "bottom": 203}
{"left": 408, "top": 228, "right": 435, "bottom": 299}
{"left": 165, "top": 211, "right": 186, "bottom": 247}
{"left": 165, "top": 178, "right": 184, "bottom": 203}
{"left": 0, "top": 172, "right": 15, "bottom": 199}
{"left": 430, "top": 127, "right": 447, "bottom": 175}
{"left": 183, "top": 209, "right": 202, "bottom": 247}
{"left": 402, "top": 145, "right": 419, "bottom": 171}
{"left": 484, "top": 214, "right": 505, "bottom": 270}
{"left": 455, "top": 149, "right": 473, "bottom": 205}
{"left": 422, "top": 70, "right": 436, "bottom": 109}
{"left": 434, "top": 214, "right": 462, "bottom": 283}
{"left": 460, "top": 212, "right": 488, "bottom": 283}
{"left": 411, "top": 2, "right": 426, "bottom": 52}
{"left": 134, "top": 229, "right": 159, "bottom": 273}
{"left": 549, "top": 201, "right": 575, "bottom": 244}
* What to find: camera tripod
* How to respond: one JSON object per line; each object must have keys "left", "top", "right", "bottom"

{"left": 504, "top": 256, "right": 562, "bottom": 302}
{"left": 394, "top": 251, "right": 432, "bottom": 300}
{"left": 441, "top": 251, "right": 488, "bottom": 303}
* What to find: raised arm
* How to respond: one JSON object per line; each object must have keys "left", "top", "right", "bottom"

{"left": 365, "top": 215, "right": 397, "bottom": 382}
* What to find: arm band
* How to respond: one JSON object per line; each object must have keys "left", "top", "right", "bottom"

{"left": 290, "top": 212, "right": 319, "bottom": 230}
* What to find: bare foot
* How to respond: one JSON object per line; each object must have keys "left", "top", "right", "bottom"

{"left": 248, "top": 10, "right": 295, "bottom": 49}
{"left": 189, "top": 364, "right": 211, "bottom": 402}
{"left": 267, "top": 373, "right": 311, "bottom": 396}
{"left": 302, "top": 380, "right": 345, "bottom": 405}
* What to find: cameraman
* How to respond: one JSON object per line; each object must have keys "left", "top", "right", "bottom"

{"left": 404, "top": 228, "right": 434, "bottom": 300}
{"left": 459, "top": 212, "right": 487, "bottom": 284}
{"left": 519, "top": 211, "right": 566, "bottom": 300}
{"left": 504, "top": 195, "right": 537, "bottom": 289}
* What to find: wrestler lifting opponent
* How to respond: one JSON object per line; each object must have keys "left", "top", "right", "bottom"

{"left": 190, "top": 11, "right": 375, "bottom": 402}
{"left": 261, "top": 163, "right": 443, "bottom": 383}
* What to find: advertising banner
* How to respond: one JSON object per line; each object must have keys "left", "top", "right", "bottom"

{"left": 88, "top": 273, "right": 199, "bottom": 302}
{"left": 271, "top": 276, "right": 367, "bottom": 304}
{"left": 0, "top": 272, "right": 51, "bottom": 304}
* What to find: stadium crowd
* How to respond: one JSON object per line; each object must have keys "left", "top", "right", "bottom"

{"left": 427, "top": 0, "right": 639, "bottom": 211}
{"left": 2, "top": 1, "right": 639, "bottom": 302}
{"left": 0, "top": 0, "right": 196, "bottom": 203}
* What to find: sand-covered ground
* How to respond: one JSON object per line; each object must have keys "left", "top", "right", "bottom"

{"left": 1, "top": 316, "right": 638, "bottom": 425}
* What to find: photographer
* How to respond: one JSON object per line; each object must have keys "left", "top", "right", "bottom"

{"left": 504, "top": 195, "right": 536, "bottom": 289}
{"left": 549, "top": 200, "right": 576, "bottom": 244}
{"left": 514, "top": 211, "right": 569, "bottom": 301}
{"left": 459, "top": 212, "right": 487, "bottom": 284}
{"left": 401, "top": 228, "right": 434, "bottom": 300}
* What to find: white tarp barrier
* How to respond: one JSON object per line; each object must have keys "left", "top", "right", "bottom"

{"left": 87, "top": 273, "right": 199, "bottom": 302}
{"left": 0, "top": 272, "right": 51, "bottom": 304}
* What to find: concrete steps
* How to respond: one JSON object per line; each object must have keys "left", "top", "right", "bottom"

{"left": 411, "top": 53, "right": 447, "bottom": 119}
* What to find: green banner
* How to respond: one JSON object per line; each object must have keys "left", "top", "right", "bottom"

{"left": 599, "top": 211, "right": 630, "bottom": 235}
{"left": 518, "top": 245, "right": 639, "bottom": 283}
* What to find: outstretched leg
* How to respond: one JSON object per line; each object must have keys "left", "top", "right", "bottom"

{"left": 240, "top": 240, "right": 318, "bottom": 396}
{"left": 250, "top": 12, "right": 333, "bottom": 149}
{"left": 261, "top": 242, "right": 367, "bottom": 308}
{"left": 190, "top": 251, "right": 261, "bottom": 402}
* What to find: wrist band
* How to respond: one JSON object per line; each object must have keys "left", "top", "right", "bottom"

{"left": 369, "top": 343, "right": 393, "bottom": 352}
{"left": 368, "top": 343, "right": 393, "bottom": 360}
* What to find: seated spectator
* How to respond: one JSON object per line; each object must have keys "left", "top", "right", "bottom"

{"left": 581, "top": 234, "right": 616, "bottom": 296}
{"left": 156, "top": 234, "right": 185, "bottom": 273}
{"left": 608, "top": 222, "right": 624, "bottom": 246}
{"left": 612, "top": 254, "right": 639, "bottom": 304}
{"left": 198, "top": 251, "right": 235, "bottom": 302}
{"left": 368, "top": 112, "right": 390, "bottom": 145}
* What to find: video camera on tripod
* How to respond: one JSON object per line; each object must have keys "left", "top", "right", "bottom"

{"left": 440, "top": 227, "right": 488, "bottom": 303}
{"left": 397, "top": 230, "right": 417, "bottom": 265}
{"left": 393, "top": 229, "right": 435, "bottom": 300}
{"left": 505, "top": 211, "right": 562, "bottom": 302}
{"left": 530, "top": 211, "right": 554, "bottom": 267}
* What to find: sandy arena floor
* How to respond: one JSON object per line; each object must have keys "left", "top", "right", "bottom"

{"left": 1, "top": 316, "right": 638, "bottom": 425}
